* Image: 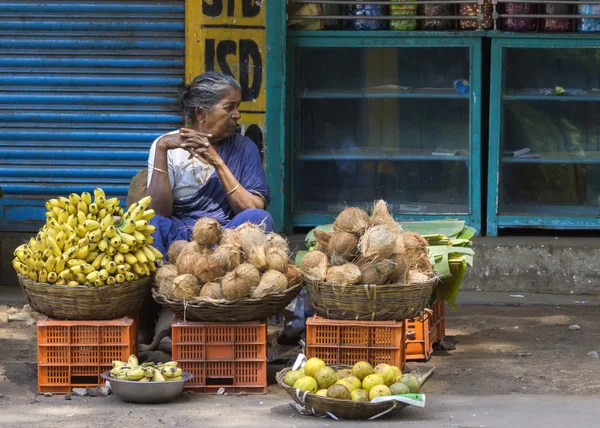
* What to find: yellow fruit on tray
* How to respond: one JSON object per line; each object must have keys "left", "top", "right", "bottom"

{"left": 351, "top": 361, "right": 374, "bottom": 381}
{"left": 283, "top": 369, "right": 304, "bottom": 388}
{"left": 293, "top": 376, "right": 318, "bottom": 394}
{"left": 369, "top": 384, "right": 391, "bottom": 400}
{"left": 314, "top": 366, "right": 338, "bottom": 390}
{"left": 304, "top": 357, "right": 325, "bottom": 378}
{"left": 361, "top": 373, "right": 385, "bottom": 394}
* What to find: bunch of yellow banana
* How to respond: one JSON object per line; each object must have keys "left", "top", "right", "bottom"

{"left": 109, "top": 356, "right": 182, "bottom": 382}
{"left": 12, "top": 188, "right": 163, "bottom": 286}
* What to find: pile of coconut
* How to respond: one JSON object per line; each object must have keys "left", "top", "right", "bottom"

{"left": 155, "top": 218, "right": 302, "bottom": 301}
{"left": 300, "top": 200, "right": 434, "bottom": 286}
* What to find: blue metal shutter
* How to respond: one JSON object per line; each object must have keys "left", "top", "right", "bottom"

{"left": 0, "top": 1, "right": 184, "bottom": 231}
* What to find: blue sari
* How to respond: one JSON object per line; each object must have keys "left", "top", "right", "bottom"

{"left": 150, "top": 133, "right": 272, "bottom": 259}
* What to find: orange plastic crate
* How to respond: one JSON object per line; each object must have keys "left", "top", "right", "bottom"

{"left": 172, "top": 319, "right": 267, "bottom": 394}
{"left": 37, "top": 317, "right": 136, "bottom": 393}
{"left": 406, "top": 301, "right": 445, "bottom": 361}
{"left": 305, "top": 316, "right": 406, "bottom": 371}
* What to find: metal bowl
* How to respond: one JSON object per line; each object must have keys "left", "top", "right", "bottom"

{"left": 100, "top": 372, "right": 194, "bottom": 404}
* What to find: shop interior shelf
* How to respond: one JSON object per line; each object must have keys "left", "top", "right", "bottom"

{"left": 502, "top": 153, "right": 600, "bottom": 164}
{"left": 296, "top": 87, "right": 468, "bottom": 100}
{"left": 295, "top": 148, "right": 470, "bottom": 162}
{"left": 503, "top": 91, "right": 600, "bottom": 102}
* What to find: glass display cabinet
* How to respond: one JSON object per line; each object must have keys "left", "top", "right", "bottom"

{"left": 487, "top": 33, "right": 600, "bottom": 235}
{"left": 286, "top": 32, "right": 483, "bottom": 232}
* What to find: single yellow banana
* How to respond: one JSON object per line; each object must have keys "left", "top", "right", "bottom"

{"left": 116, "top": 264, "right": 127, "bottom": 275}
{"left": 100, "top": 214, "right": 114, "bottom": 231}
{"left": 119, "top": 232, "right": 137, "bottom": 247}
{"left": 55, "top": 255, "right": 67, "bottom": 273}
{"left": 67, "top": 259, "right": 86, "bottom": 268}
{"left": 105, "top": 197, "right": 120, "bottom": 207}
{"left": 117, "top": 243, "right": 131, "bottom": 254}
{"left": 141, "top": 209, "right": 155, "bottom": 222}
{"left": 123, "top": 202, "right": 137, "bottom": 220}
{"left": 98, "top": 269, "right": 109, "bottom": 281}
{"left": 106, "top": 276, "right": 116, "bottom": 285}
{"left": 84, "top": 251, "right": 99, "bottom": 263}
{"left": 100, "top": 254, "right": 113, "bottom": 269}
{"left": 45, "top": 255, "right": 57, "bottom": 272}
{"left": 124, "top": 253, "right": 138, "bottom": 265}
{"left": 69, "top": 193, "right": 81, "bottom": 206}
{"left": 125, "top": 271, "right": 136, "bottom": 281}
{"left": 106, "top": 261, "right": 117, "bottom": 275}
{"left": 141, "top": 245, "right": 156, "bottom": 263}
{"left": 76, "top": 224, "right": 87, "bottom": 238}
{"left": 86, "top": 270, "right": 99, "bottom": 283}
{"left": 12, "top": 260, "right": 28, "bottom": 277}
{"left": 146, "top": 235, "right": 155, "bottom": 245}
{"left": 66, "top": 214, "right": 77, "bottom": 229}
{"left": 113, "top": 252, "right": 125, "bottom": 265}
{"left": 109, "top": 234, "right": 121, "bottom": 247}
{"left": 57, "top": 209, "right": 69, "bottom": 224}
{"left": 67, "top": 280, "right": 79, "bottom": 286}
{"left": 95, "top": 195, "right": 106, "bottom": 210}
{"left": 115, "top": 273, "right": 125, "bottom": 283}
{"left": 77, "top": 200, "right": 88, "bottom": 215}
{"left": 106, "top": 245, "right": 117, "bottom": 256}
{"left": 45, "top": 210, "right": 57, "bottom": 220}
{"left": 131, "top": 205, "right": 145, "bottom": 221}
{"left": 63, "top": 246, "right": 79, "bottom": 261}
{"left": 134, "top": 249, "right": 148, "bottom": 264}
{"left": 93, "top": 187, "right": 105, "bottom": 201}
{"left": 58, "top": 196, "right": 70, "bottom": 208}
{"left": 83, "top": 220, "right": 100, "bottom": 231}
{"left": 75, "top": 245, "right": 89, "bottom": 259}
{"left": 132, "top": 230, "right": 147, "bottom": 245}
{"left": 94, "top": 279, "right": 106, "bottom": 287}
{"left": 47, "top": 198, "right": 60, "bottom": 208}
{"left": 91, "top": 253, "right": 105, "bottom": 270}
{"left": 88, "top": 229, "right": 103, "bottom": 243}
{"left": 142, "top": 225, "right": 157, "bottom": 236}
{"left": 104, "top": 225, "right": 117, "bottom": 239}
{"left": 134, "top": 220, "right": 148, "bottom": 230}
{"left": 15, "top": 249, "right": 28, "bottom": 264}
{"left": 81, "top": 191, "right": 92, "bottom": 206}
{"left": 54, "top": 231, "right": 65, "bottom": 250}
{"left": 42, "top": 248, "right": 53, "bottom": 261}
{"left": 161, "top": 367, "right": 182, "bottom": 378}
{"left": 89, "top": 203, "right": 99, "bottom": 214}
{"left": 35, "top": 259, "right": 44, "bottom": 272}
{"left": 81, "top": 264, "right": 95, "bottom": 274}
{"left": 87, "top": 213, "right": 95, "bottom": 220}
{"left": 75, "top": 273, "right": 87, "bottom": 284}
{"left": 152, "top": 370, "right": 166, "bottom": 382}
{"left": 132, "top": 263, "right": 145, "bottom": 276}
{"left": 77, "top": 211, "right": 87, "bottom": 225}
{"left": 31, "top": 250, "right": 42, "bottom": 260}
{"left": 120, "top": 219, "right": 136, "bottom": 234}
{"left": 58, "top": 269, "right": 72, "bottom": 282}
{"left": 137, "top": 195, "right": 152, "bottom": 210}
{"left": 158, "top": 361, "right": 178, "bottom": 368}
{"left": 97, "top": 208, "right": 107, "bottom": 219}
{"left": 98, "top": 238, "right": 109, "bottom": 252}
{"left": 46, "top": 235, "right": 61, "bottom": 257}
{"left": 47, "top": 271, "right": 58, "bottom": 284}
{"left": 67, "top": 203, "right": 77, "bottom": 216}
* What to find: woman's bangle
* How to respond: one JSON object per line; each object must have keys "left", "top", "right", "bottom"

{"left": 226, "top": 183, "right": 241, "bottom": 196}
{"left": 151, "top": 166, "right": 168, "bottom": 176}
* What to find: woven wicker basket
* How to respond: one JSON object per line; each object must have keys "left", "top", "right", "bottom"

{"left": 306, "top": 277, "right": 437, "bottom": 321}
{"left": 276, "top": 365, "right": 406, "bottom": 420}
{"left": 18, "top": 274, "right": 151, "bottom": 320}
{"left": 152, "top": 281, "right": 304, "bottom": 322}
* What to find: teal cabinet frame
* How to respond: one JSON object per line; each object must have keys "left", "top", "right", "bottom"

{"left": 286, "top": 31, "right": 483, "bottom": 234}
{"left": 487, "top": 32, "right": 600, "bottom": 236}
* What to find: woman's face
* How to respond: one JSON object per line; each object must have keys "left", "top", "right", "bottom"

{"left": 197, "top": 89, "right": 242, "bottom": 141}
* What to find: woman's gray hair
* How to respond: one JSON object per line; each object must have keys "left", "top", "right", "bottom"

{"left": 180, "top": 71, "right": 241, "bottom": 123}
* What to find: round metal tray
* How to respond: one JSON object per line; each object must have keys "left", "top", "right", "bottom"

{"left": 101, "top": 372, "right": 194, "bottom": 404}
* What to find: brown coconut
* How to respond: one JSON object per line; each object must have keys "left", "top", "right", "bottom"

{"left": 300, "top": 251, "right": 328, "bottom": 282}
{"left": 212, "top": 244, "right": 241, "bottom": 271}
{"left": 330, "top": 231, "right": 358, "bottom": 259}
{"left": 220, "top": 228, "right": 241, "bottom": 248}
{"left": 252, "top": 270, "right": 288, "bottom": 298}
{"left": 370, "top": 200, "right": 397, "bottom": 228}
{"left": 313, "top": 229, "right": 332, "bottom": 253}
{"left": 192, "top": 217, "right": 222, "bottom": 248}
{"left": 407, "top": 269, "right": 431, "bottom": 284}
{"left": 192, "top": 253, "right": 223, "bottom": 283}
{"left": 401, "top": 232, "right": 430, "bottom": 272}
{"left": 247, "top": 246, "right": 267, "bottom": 270}
{"left": 266, "top": 246, "right": 288, "bottom": 273}
{"left": 198, "top": 282, "right": 226, "bottom": 300}
{"left": 155, "top": 264, "right": 179, "bottom": 296}
{"left": 326, "top": 263, "right": 361, "bottom": 285}
{"left": 357, "top": 258, "right": 396, "bottom": 285}
{"left": 329, "top": 252, "right": 351, "bottom": 267}
{"left": 167, "top": 240, "right": 188, "bottom": 264}
{"left": 172, "top": 274, "right": 202, "bottom": 299}
{"left": 359, "top": 225, "right": 398, "bottom": 260}
{"left": 266, "top": 233, "right": 289, "bottom": 252}
{"left": 176, "top": 248, "right": 201, "bottom": 275}
{"left": 388, "top": 253, "right": 409, "bottom": 284}
{"left": 333, "top": 207, "right": 370, "bottom": 235}
{"left": 221, "top": 263, "right": 260, "bottom": 300}
{"left": 237, "top": 222, "right": 267, "bottom": 253}
{"left": 402, "top": 232, "right": 429, "bottom": 251}
{"left": 284, "top": 264, "right": 303, "bottom": 288}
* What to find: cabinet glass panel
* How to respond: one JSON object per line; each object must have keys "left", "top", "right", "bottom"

{"left": 292, "top": 47, "right": 471, "bottom": 215}
{"left": 499, "top": 48, "right": 600, "bottom": 216}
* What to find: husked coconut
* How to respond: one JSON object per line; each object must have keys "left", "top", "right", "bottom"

{"left": 251, "top": 270, "right": 288, "bottom": 298}
{"left": 300, "top": 251, "right": 328, "bottom": 282}
{"left": 192, "top": 253, "right": 223, "bottom": 283}
{"left": 192, "top": 217, "right": 222, "bottom": 248}
{"left": 266, "top": 246, "right": 288, "bottom": 273}
{"left": 313, "top": 229, "right": 332, "bottom": 253}
{"left": 401, "top": 232, "right": 428, "bottom": 252}
{"left": 266, "top": 233, "right": 289, "bottom": 252}
{"left": 212, "top": 244, "right": 241, "bottom": 271}
{"left": 247, "top": 246, "right": 267, "bottom": 271}
{"left": 284, "top": 264, "right": 303, "bottom": 288}
{"left": 370, "top": 200, "right": 398, "bottom": 228}
{"left": 221, "top": 263, "right": 260, "bottom": 300}
{"left": 167, "top": 240, "right": 188, "bottom": 264}
{"left": 407, "top": 269, "right": 431, "bottom": 284}
{"left": 198, "top": 282, "right": 225, "bottom": 300}
{"left": 172, "top": 274, "right": 201, "bottom": 299}
{"left": 176, "top": 248, "right": 200, "bottom": 275}
{"left": 220, "top": 228, "right": 241, "bottom": 248}
{"left": 388, "top": 253, "right": 409, "bottom": 284}
{"left": 359, "top": 225, "right": 398, "bottom": 260}
{"left": 333, "top": 207, "right": 370, "bottom": 235}
{"left": 357, "top": 258, "right": 396, "bottom": 285}
{"left": 330, "top": 231, "right": 358, "bottom": 259}
{"left": 326, "top": 263, "right": 361, "bottom": 285}
{"left": 236, "top": 222, "right": 267, "bottom": 253}
{"left": 155, "top": 264, "right": 179, "bottom": 296}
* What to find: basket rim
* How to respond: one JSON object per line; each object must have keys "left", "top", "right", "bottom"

{"left": 152, "top": 280, "right": 304, "bottom": 306}
{"left": 18, "top": 273, "right": 151, "bottom": 290}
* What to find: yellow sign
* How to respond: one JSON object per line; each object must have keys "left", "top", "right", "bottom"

{"left": 186, "top": 0, "right": 266, "bottom": 145}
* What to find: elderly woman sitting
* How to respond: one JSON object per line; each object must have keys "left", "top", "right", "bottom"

{"left": 146, "top": 72, "right": 274, "bottom": 259}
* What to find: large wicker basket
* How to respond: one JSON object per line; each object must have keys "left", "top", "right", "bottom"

{"left": 306, "top": 277, "right": 437, "bottom": 321}
{"left": 276, "top": 365, "right": 406, "bottom": 420}
{"left": 152, "top": 281, "right": 304, "bottom": 322}
{"left": 18, "top": 274, "right": 152, "bottom": 320}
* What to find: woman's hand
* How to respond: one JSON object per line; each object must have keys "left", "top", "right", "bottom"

{"left": 180, "top": 128, "right": 223, "bottom": 167}
{"left": 156, "top": 131, "right": 209, "bottom": 154}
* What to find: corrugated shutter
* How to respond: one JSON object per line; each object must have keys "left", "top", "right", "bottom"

{"left": 0, "top": 0, "right": 184, "bottom": 231}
